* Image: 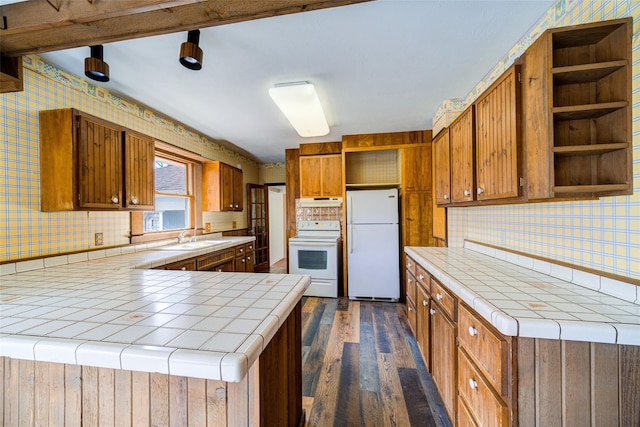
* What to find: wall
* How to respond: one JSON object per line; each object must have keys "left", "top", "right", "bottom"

{"left": 268, "top": 186, "right": 286, "bottom": 264}
{"left": 260, "top": 162, "right": 286, "bottom": 184}
{"left": 442, "top": 0, "right": 640, "bottom": 280}
{"left": 0, "top": 55, "right": 258, "bottom": 262}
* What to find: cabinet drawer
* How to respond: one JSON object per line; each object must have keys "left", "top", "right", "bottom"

{"left": 458, "top": 304, "right": 509, "bottom": 397}
{"left": 160, "top": 258, "right": 196, "bottom": 271}
{"left": 416, "top": 264, "right": 429, "bottom": 289}
{"left": 457, "top": 396, "right": 479, "bottom": 427}
{"left": 458, "top": 350, "right": 509, "bottom": 427}
{"left": 245, "top": 242, "right": 254, "bottom": 253}
{"left": 235, "top": 245, "right": 246, "bottom": 257}
{"left": 406, "top": 271, "right": 417, "bottom": 305}
{"left": 405, "top": 256, "right": 416, "bottom": 277}
{"left": 430, "top": 278, "right": 455, "bottom": 319}
{"left": 197, "top": 249, "right": 235, "bottom": 271}
{"left": 406, "top": 299, "right": 417, "bottom": 334}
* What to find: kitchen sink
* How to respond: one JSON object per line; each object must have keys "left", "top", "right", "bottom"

{"left": 154, "top": 240, "right": 228, "bottom": 251}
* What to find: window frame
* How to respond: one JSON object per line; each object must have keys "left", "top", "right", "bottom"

{"left": 130, "top": 141, "right": 204, "bottom": 244}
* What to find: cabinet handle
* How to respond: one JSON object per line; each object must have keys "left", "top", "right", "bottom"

{"left": 443, "top": 194, "right": 449, "bottom": 200}
{"left": 419, "top": 274, "right": 424, "bottom": 280}
{"left": 111, "top": 196, "right": 119, "bottom": 204}
{"left": 217, "top": 268, "right": 222, "bottom": 272}
{"left": 235, "top": 204, "right": 239, "bottom": 208}
{"left": 436, "top": 293, "right": 443, "bottom": 300}
{"left": 242, "top": 259, "right": 245, "bottom": 263}
{"left": 239, "top": 248, "right": 243, "bottom": 253}
{"left": 464, "top": 190, "right": 471, "bottom": 196}
{"left": 469, "top": 378, "right": 478, "bottom": 390}
{"left": 468, "top": 326, "right": 478, "bottom": 337}
{"left": 477, "top": 187, "right": 484, "bottom": 195}
{"left": 181, "top": 267, "right": 186, "bottom": 271}
{"left": 422, "top": 300, "right": 428, "bottom": 306}
{"left": 130, "top": 196, "right": 138, "bottom": 205}
{"left": 229, "top": 204, "right": 233, "bottom": 208}
{"left": 247, "top": 256, "right": 251, "bottom": 261}
{"left": 408, "top": 306, "right": 413, "bottom": 312}
{"left": 429, "top": 309, "right": 436, "bottom": 315}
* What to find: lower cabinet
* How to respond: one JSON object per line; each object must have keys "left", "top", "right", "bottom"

{"left": 416, "top": 281, "right": 430, "bottom": 370}
{"left": 430, "top": 297, "right": 457, "bottom": 425}
{"left": 155, "top": 242, "right": 253, "bottom": 273}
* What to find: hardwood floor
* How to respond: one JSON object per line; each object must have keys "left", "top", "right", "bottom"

{"left": 301, "top": 297, "right": 452, "bottom": 427}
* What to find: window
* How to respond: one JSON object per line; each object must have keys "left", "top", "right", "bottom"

{"left": 144, "top": 154, "right": 194, "bottom": 232}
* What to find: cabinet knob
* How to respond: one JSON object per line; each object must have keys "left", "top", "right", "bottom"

{"left": 239, "top": 248, "right": 243, "bottom": 253}
{"left": 477, "top": 187, "right": 484, "bottom": 195}
{"left": 436, "top": 293, "right": 443, "bottom": 301}
{"left": 419, "top": 274, "right": 424, "bottom": 280}
{"left": 242, "top": 259, "right": 245, "bottom": 263}
{"left": 130, "top": 196, "right": 138, "bottom": 205}
{"left": 111, "top": 196, "right": 119, "bottom": 204}
{"left": 422, "top": 300, "right": 428, "bottom": 307}
{"left": 247, "top": 256, "right": 251, "bottom": 261}
{"left": 468, "top": 326, "right": 478, "bottom": 337}
{"left": 229, "top": 204, "right": 233, "bottom": 208}
{"left": 181, "top": 267, "right": 186, "bottom": 271}
{"left": 429, "top": 309, "right": 436, "bottom": 315}
{"left": 235, "top": 204, "right": 239, "bottom": 208}
{"left": 408, "top": 306, "right": 413, "bottom": 312}
{"left": 469, "top": 378, "right": 478, "bottom": 390}
{"left": 217, "top": 269, "right": 222, "bottom": 272}
{"left": 464, "top": 190, "right": 471, "bottom": 196}
{"left": 443, "top": 194, "right": 449, "bottom": 200}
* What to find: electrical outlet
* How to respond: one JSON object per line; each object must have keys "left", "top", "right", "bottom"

{"left": 95, "top": 232, "right": 103, "bottom": 246}
{"left": 205, "top": 222, "right": 211, "bottom": 233}
{"left": 232, "top": 221, "right": 237, "bottom": 229}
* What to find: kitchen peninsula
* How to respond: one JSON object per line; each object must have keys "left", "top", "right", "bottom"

{"left": 0, "top": 237, "right": 308, "bottom": 426}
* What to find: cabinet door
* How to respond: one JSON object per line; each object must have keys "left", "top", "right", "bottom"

{"left": 417, "top": 283, "right": 430, "bottom": 370}
{"left": 299, "top": 156, "right": 322, "bottom": 197}
{"left": 431, "top": 303, "right": 456, "bottom": 424}
{"left": 233, "top": 167, "right": 243, "bottom": 211}
{"left": 474, "top": 65, "right": 521, "bottom": 201}
{"left": 123, "top": 131, "right": 155, "bottom": 210}
{"left": 433, "top": 129, "right": 451, "bottom": 205}
{"left": 221, "top": 163, "right": 235, "bottom": 211}
{"left": 321, "top": 155, "right": 342, "bottom": 197}
{"left": 234, "top": 255, "right": 246, "bottom": 272}
{"left": 450, "top": 107, "right": 475, "bottom": 203}
{"left": 403, "top": 191, "right": 432, "bottom": 248}
{"left": 402, "top": 145, "right": 431, "bottom": 192}
{"left": 77, "top": 115, "right": 123, "bottom": 209}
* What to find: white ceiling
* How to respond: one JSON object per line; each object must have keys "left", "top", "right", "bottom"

{"left": 39, "top": 0, "right": 554, "bottom": 164}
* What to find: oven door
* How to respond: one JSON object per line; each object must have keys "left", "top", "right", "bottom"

{"left": 288, "top": 240, "right": 338, "bottom": 280}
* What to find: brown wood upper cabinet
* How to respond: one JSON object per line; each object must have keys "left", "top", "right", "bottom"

{"left": 474, "top": 64, "right": 522, "bottom": 202}
{"left": 299, "top": 154, "right": 342, "bottom": 198}
{"left": 450, "top": 106, "right": 475, "bottom": 203}
{"left": 202, "top": 161, "right": 244, "bottom": 212}
{"left": 39, "top": 108, "right": 155, "bottom": 211}
{"left": 433, "top": 129, "right": 451, "bottom": 205}
{"left": 524, "top": 18, "right": 632, "bottom": 199}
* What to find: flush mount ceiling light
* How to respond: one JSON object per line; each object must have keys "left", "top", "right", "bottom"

{"left": 179, "top": 30, "right": 203, "bottom": 70}
{"left": 269, "top": 82, "right": 329, "bottom": 137}
{"left": 84, "top": 45, "right": 109, "bottom": 82}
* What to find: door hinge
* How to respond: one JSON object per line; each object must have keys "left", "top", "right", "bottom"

{"left": 520, "top": 177, "right": 525, "bottom": 187}
{"left": 518, "top": 72, "right": 522, "bottom": 83}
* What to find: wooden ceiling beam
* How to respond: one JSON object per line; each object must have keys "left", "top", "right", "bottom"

{"left": 0, "top": 0, "right": 370, "bottom": 57}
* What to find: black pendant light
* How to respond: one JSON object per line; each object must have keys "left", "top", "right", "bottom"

{"left": 84, "top": 45, "right": 110, "bottom": 82}
{"left": 179, "top": 30, "right": 203, "bottom": 70}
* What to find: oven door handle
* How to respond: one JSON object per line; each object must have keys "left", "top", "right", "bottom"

{"left": 290, "top": 241, "right": 335, "bottom": 247}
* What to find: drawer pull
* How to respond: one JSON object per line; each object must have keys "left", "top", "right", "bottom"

{"left": 436, "top": 293, "right": 443, "bottom": 301}
{"left": 422, "top": 300, "right": 428, "bottom": 307}
{"left": 469, "top": 378, "right": 478, "bottom": 390}
{"left": 180, "top": 267, "right": 186, "bottom": 271}
{"left": 429, "top": 309, "right": 436, "bottom": 315}
{"left": 468, "top": 326, "right": 478, "bottom": 337}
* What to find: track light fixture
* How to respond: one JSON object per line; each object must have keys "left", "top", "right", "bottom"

{"left": 179, "top": 30, "right": 203, "bottom": 70}
{"left": 84, "top": 45, "right": 109, "bottom": 82}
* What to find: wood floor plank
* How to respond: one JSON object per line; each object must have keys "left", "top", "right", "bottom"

{"left": 372, "top": 303, "right": 392, "bottom": 354}
{"left": 332, "top": 342, "right": 360, "bottom": 427}
{"left": 302, "top": 299, "right": 326, "bottom": 346}
{"left": 398, "top": 367, "right": 435, "bottom": 427}
{"left": 346, "top": 300, "right": 360, "bottom": 343}
{"left": 360, "top": 390, "right": 385, "bottom": 427}
{"left": 377, "top": 353, "right": 412, "bottom": 426}
{"left": 359, "top": 317, "right": 380, "bottom": 393}
{"left": 302, "top": 323, "right": 331, "bottom": 397}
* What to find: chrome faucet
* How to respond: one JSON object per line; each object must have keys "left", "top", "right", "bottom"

{"left": 178, "top": 230, "right": 190, "bottom": 243}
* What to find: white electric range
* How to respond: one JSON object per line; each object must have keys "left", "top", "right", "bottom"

{"left": 288, "top": 220, "right": 341, "bottom": 298}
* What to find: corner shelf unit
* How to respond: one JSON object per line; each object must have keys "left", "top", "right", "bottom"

{"left": 549, "top": 18, "right": 632, "bottom": 197}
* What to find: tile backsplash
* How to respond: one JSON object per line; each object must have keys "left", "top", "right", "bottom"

{"left": 295, "top": 200, "right": 343, "bottom": 236}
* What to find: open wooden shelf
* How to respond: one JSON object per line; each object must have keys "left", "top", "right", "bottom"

{"left": 553, "top": 184, "right": 630, "bottom": 194}
{"left": 552, "top": 60, "right": 627, "bottom": 84}
{"left": 552, "top": 143, "right": 629, "bottom": 156}
{"left": 552, "top": 101, "right": 627, "bottom": 121}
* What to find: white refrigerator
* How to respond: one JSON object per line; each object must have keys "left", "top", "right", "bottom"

{"left": 346, "top": 188, "right": 400, "bottom": 300}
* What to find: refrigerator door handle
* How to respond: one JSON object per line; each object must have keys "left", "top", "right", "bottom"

{"left": 349, "top": 226, "right": 353, "bottom": 253}
{"left": 348, "top": 195, "right": 353, "bottom": 224}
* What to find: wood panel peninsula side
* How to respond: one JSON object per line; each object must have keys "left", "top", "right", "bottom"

{"left": 0, "top": 236, "right": 307, "bottom": 426}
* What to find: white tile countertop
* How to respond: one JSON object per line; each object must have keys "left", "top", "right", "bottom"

{"left": 405, "top": 242, "right": 640, "bottom": 346}
{"left": 0, "top": 236, "right": 310, "bottom": 382}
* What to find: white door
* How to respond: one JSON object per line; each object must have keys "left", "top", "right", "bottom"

{"left": 347, "top": 223, "right": 399, "bottom": 300}
{"left": 347, "top": 189, "right": 398, "bottom": 224}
